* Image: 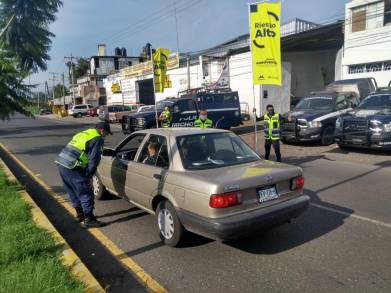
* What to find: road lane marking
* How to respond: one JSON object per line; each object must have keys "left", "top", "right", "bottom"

{"left": 0, "top": 142, "right": 168, "bottom": 293}
{"left": 310, "top": 203, "right": 391, "bottom": 229}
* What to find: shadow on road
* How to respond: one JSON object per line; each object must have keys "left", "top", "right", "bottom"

{"left": 326, "top": 145, "right": 391, "bottom": 156}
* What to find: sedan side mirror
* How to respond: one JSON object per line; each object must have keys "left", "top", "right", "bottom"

{"left": 102, "top": 148, "right": 116, "bottom": 157}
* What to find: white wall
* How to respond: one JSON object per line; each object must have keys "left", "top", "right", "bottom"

{"left": 342, "top": 0, "right": 391, "bottom": 86}
{"left": 283, "top": 49, "right": 338, "bottom": 98}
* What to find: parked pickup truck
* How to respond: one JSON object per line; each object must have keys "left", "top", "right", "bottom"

{"left": 281, "top": 91, "right": 360, "bottom": 145}
{"left": 335, "top": 89, "right": 391, "bottom": 149}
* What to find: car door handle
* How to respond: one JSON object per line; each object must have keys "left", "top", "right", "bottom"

{"left": 153, "top": 174, "right": 162, "bottom": 180}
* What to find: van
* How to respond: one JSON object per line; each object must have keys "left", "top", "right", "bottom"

{"left": 326, "top": 78, "right": 377, "bottom": 101}
{"left": 122, "top": 90, "right": 241, "bottom": 134}
{"left": 69, "top": 104, "right": 93, "bottom": 118}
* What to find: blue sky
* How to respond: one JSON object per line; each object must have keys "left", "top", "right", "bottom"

{"left": 31, "top": 0, "right": 349, "bottom": 90}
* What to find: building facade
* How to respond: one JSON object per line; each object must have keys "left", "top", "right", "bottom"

{"left": 341, "top": 0, "right": 391, "bottom": 86}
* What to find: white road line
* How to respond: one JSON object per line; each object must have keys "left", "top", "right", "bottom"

{"left": 310, "top": 203, "right": 391, "bottom": 229}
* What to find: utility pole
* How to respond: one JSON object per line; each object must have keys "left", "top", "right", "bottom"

{"left": 61, "top": 72, "right": 66, "bottom": 106}
{"left": 37, "top": 91, "right": 40, "bottom": 109}
{"left": 64, "top": 55, "right": 76, "bottom": 105}
{"left": 49, "top": 72, "right": 58, "bottom": 102}
{"left": 186, "top": 54, "right": 190, "bottom": 90}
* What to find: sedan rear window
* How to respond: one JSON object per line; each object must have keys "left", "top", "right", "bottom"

{"left": 177, "top": 133, "right": 259, "bottom": 170}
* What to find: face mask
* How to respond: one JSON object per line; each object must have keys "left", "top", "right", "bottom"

{"left": 268, "top": 110, "right": 274, "bottom": 115}
{"left": 199, "top": 115, "right": 207, "bottom": 121}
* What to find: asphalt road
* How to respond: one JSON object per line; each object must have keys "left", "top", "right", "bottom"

{"left": 1, "top": 115, "right": 391, "bottom": 292}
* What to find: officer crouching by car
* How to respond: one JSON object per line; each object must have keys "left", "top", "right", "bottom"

{"left": 253, "top": 104, "right": 292, "bottom": 162}
{"left": 55, "top": 122, "right": 112, "bottom": 228}
{"left": 194, "top": 109, "right": 213, "bottom": 128}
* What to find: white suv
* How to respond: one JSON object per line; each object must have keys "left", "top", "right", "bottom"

{"left": 69, "top": 104, "right": 93, "bottom": 118}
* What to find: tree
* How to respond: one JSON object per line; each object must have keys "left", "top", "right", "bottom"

{"left": 53, "top": 83, "right": 69, "bottom": 99}
{"left": 66, "top": 58, "right": 90, "bottom": 84}
{"left": 0, "top": 0, "right": 63, "bottom": 72}
{"left": 0, "top": 54, "right": 32, "bottom": 119}
{"left": 0, "top": 0, "right": 62, "bottom": 119}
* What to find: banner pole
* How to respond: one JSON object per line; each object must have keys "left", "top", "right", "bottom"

{"left": 248, "top": 3, "right": 259, "bottom": 153}
{"left": 150, "top": 47, "right": 159, "bottom": 128}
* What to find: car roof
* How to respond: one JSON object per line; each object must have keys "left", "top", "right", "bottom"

{"left": 133, "top": 127, "right": 229, "bottom": 137}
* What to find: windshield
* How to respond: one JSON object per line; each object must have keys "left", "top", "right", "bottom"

{"left": 295, "top": 96, "right": 335, "bottom": 111}
{"left": 156, "top": 100, "right": 175, "bottom": 111}
{"left": 138, "top": 106, "right": 155, "bottom": 112}
{"left": 359, "top": 94, "right": 391, "bottom": 109}
{"left": 177, "top": 132, "right": 260, "bottom": 170}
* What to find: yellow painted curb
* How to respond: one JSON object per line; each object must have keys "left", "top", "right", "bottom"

{"left": 0, "top": 159, "right": 105, "bottom": 293}
{"left": 0, "top": 143, "right": 168, "bottom": 293}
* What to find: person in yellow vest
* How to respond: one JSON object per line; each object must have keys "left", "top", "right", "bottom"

{"left": 253, "top": 104, "right": 291, "bottom": 162}
{"left": 159, "top": 106, "right": 172, "bottom": 128}
{"left": 194, "top": 110, "right": 213, "bottom": 128}
{"left": 55, "top": 122, "right": 112, "bottom": 228}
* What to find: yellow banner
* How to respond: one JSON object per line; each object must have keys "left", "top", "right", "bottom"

{"left": 121, "top": 53, "right": 179, "bottom": 79}
{"left": 153, "top": 48, "right": 171, "bottom": 93}
{"left": 249, "top": 2, "right": 281, "bottom": 85}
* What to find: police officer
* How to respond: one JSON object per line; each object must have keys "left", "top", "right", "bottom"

{"left": 253, "top": 104, "right": 291, "bottom": 162}
{"left": 55, "top": 122, "right": 112, "bottom": 228}
{"left": 194, "top": 109, "right": 213, "bottom": 128}
{"left": 159, "top": 106, "right": 172, "bottom": 128}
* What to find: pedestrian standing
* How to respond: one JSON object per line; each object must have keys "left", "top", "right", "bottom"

{"left": 159, "top": 106, "right": 172, "bottom": 128}
{"left": 253, "top": 104, "right": 291, "bottom": 162}
{"left": 194, "top": 109, "right": 213, "bottom": 128}
{"left": 55, "top": 122, "right": 112, "bottom": 228}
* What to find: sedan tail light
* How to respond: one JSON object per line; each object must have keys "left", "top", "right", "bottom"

{"left": 290, "top": 176, "right": 304, "bottom": 190}
{"left": 209, "top": 191, "right": 241, "bottom": 209}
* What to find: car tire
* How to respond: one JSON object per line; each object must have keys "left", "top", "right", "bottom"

{"left": 156, "top": 200, "right": 185, "bottom": 247}
{"left": 92, "top": 174, "right": 109, "bottom": 200}
{"left": 320, "top": 127, "right": 334, "bottom": 146}
{"left": 77, "top": 113, "right": 82, "bottom": 118}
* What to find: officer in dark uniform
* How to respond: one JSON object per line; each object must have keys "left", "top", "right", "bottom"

{"left": 253, "top": 104, "right": 291, "bottom": 162}
{"left": 55, "top": 122, "right": 112, "bottom": 228}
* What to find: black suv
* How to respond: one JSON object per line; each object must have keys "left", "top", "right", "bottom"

{"left": 122, "top": 90, "right": 241, "bottom": 134}
{"left": 335, "top": 89, "right": 391, "bottom": 149}
{"left": 281, "top": 91, "right": 360, "bottom": 145}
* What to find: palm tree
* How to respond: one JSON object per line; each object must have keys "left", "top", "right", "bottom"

{"left": 0, "top": 0, "right": 62, "bottom": 119}
{"left": 0, "top": 0, "right": 63, "bottom": 72}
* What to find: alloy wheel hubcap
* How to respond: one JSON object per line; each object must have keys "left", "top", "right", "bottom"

{"left": 158, "top": 209, "right": 175, "bottom": 239}
{"left": 92, "top": 176, "right": 100, "bottom": 196}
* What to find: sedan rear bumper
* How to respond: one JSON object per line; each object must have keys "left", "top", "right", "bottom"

{"left": 177, "top": 195, "right": 310, "bottom": 241}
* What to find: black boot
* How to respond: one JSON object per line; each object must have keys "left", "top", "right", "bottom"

{"left": 75, "top": 207, "right": 85, "bottom": 223}
{"left": 83, "top": 213, "right": 105, "bottom": 228}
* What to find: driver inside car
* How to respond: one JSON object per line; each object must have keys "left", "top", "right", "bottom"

{"left": 142, "top": 142, "right": 159, "bottom": 166}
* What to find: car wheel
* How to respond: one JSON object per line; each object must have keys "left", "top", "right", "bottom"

{"left": 321, "top": 127, "right": 334, "bottom": 146}
{"left": 156, "top": 200, "right": 184, "bottom": 247}
{"left": 77, "top": 113, "right": 82, "bottom": 118}
{"left": 92, "top": 174, "right": 109, "bottom": 200}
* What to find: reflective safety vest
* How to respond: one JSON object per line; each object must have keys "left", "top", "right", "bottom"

{"left": 194, "top": 118, "right": 213, "bottom": 128}
{"left": 55, "top": 128, "right": 101, "bottom": 169}
{"left": 160, "top": 110, "right": 172, "bottom": 128}
{"left": 263, "top": 113, "right": 281, "bottom": 140}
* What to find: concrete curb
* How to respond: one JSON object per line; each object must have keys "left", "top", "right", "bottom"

{"left": 0, "top": 159, "right": 106, "bottom": 293}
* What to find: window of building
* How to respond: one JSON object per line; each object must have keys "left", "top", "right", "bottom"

{"left": 348, "top": 60, "right": 391, "bottom": 74}
{"left": 351, "top": 1, "right": 384, "bottom": 32}
{"left": 385, "top": 0, "right": 391, "bottom": 25}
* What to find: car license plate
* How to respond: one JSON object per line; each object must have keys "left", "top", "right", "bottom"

{"left": 257, "top": 186, "right": 279, "bottom": 203}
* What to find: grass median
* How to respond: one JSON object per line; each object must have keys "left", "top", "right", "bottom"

{"left": 0, "top": 168, "right": 84, "bottom": 293}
